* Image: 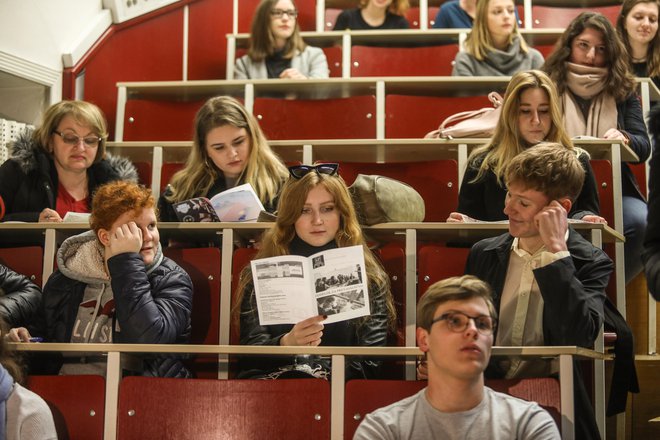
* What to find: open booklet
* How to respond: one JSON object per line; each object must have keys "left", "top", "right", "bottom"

{"left": 251, "top": 245, "right": 370, "bottom": 325}
{"left": 172, "top": 183, "right": 265, "bottom": 222}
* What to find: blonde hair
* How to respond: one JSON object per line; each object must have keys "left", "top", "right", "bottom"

{"left": 469, "top": 70, "right": 574, "bottom": 184}
{"left": 464, "top": 0, "right": 529, "bottom": 61}
{"left": 247, "top": 0, "right": 307, "bottom": 62}
{"left": 234, "top": 171, "right": 396, "bottom": 329}
{"left": 164, "top": 96, "right": 288, "bottom": 205}
{"left": 33, "top": 100, "right": 108, "bottom": 163}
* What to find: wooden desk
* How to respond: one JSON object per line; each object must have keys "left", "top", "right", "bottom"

{"left": 13, "top": 342, "right": 606, "bottom": 440}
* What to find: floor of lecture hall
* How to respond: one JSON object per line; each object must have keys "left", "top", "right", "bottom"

{"left": 622, "top": 272, "right": 660, "bottom": 439}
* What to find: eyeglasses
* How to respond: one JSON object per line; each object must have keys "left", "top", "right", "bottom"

{"left": 53, "top": 131, "right": 102, "bottom": 148}
{"left": 270, "top": 9, "right": 298, "bottom": 18}
{"left": 288, "top": 163, "right": 339, "bottom": 179}
{"left": 431, "top": 311, "right": 497, "bottom": 336}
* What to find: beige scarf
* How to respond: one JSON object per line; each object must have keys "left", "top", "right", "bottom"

{"left": 562, "top": 62, "right": 618, "bottom": 138}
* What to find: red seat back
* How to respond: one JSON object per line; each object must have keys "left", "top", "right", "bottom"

{"left": 117, "top": 377, "right": 330, "bottom": 439}
{"left": 231, "top": 247, "right": 259, "bottom": 345}
{"left": 254, "top": 96, "right": 377, "bottom": 139}
{"left": 487, "top": 378, "right": 561, "bottom": 428}
{"left": 385, "top": 94, "right": 492, "bottom": 138}
{"left": 338, "top": 160, "right": 458, "bottom": 222}
{"left": 406, "top": 7, "right": 440, "bottom": 28}
{"left": 122, "top": 100, "right": 202, "bottom": 141}
{"left": 418, "top": 244, "right": 470, "bottom": 299}
{"left": 160, "top": 162, "right": 185, "bottom": 193}
{"left": 351, "top": 45, "right": 459, "bottom": 77}
{"left": 28, "top": 375, "right": 105, "bottom": 440}
{"left": 630, "top": 162, "right": 648, "bottom": 198}
{"left": 0, "top": 246, "right": 44, "bottom": 286}
{"left": 531, "top": 5, "right": 620, "bottom": 28}
{"left": 323, "top": 46, "right": 343, "bottom": 77}
{"left": 163, "top": 247, "right": 221, "bottom": 378}
{"left": 589, "top": 160, "right": 614, "bottom": 227}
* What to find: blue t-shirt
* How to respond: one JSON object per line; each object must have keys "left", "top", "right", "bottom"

{"left": 432, "top": 0, "right": 473, "bottom": 28}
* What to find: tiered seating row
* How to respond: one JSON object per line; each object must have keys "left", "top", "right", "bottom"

{"left": 16, "top": 343, "right": 606, "bottom": 440}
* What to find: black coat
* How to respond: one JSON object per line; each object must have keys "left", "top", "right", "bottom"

{"left": 466, "top": 230, "right": 637, "bottom": 437}
{"left": 616, "top": 94, "right": 652, "bottom": 201}
{"left": 458, "top": 150, "right": 600, "bottom": 221}
{"left": 0, "top": 264, "right": 41, "bottom": 328}
{"left": 31, "top": 251, "right": 193, "bottom": 378}
{"left": 643, "top": 104, "right": 660, "bottom": 299}
{"left": 0, "top": 130, "right": 137, "bottom": 222}
{"left": 238, "top": 238, "right": 390, "bottom": 380}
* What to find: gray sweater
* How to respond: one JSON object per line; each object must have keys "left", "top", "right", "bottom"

{"left": 452, "top": 36, "right": 544, "bottom": 76}
{"left": 234, "top": 46, "right": 329, "bottom": 79}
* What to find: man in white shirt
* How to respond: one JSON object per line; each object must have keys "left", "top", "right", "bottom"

{"left": 465, "top": 143, "right": 636, "bottom": 440}
{"left": 354, "top": 275, "right": 560, "bottom": 439}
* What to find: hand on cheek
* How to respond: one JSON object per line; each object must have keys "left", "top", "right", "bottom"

{"left": 534, "top": 201, "right": 569, "bottom": 253}
{"left": 106, "top": 222, "right": 143, "bottom": 260}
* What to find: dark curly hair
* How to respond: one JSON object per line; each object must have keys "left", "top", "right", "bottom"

{"left": 543, "top": 12, "right": 637, "bottom": 101}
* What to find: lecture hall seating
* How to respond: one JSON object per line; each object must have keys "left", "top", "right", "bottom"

{"left": 117, "top": 377, "right": 330, "bottom": 439}
{"left": 530, "top": 5, "right": 620, "bottom": 28}
{"left": 0, "top": 246, "right": 44, "bottom": 286}
{"left": 417, "top": 244, "right": 471, "bottom": 298}
{"left": 27, "top": 375, "right": 105, "bottom": 440}
{"left": 351, "top": 44, "right": 459, "bottom": 77}
{"left": 337, "top": 160, "right": 459, "bottom": 222}
{"left": 237, "top": 0, "right": 316, "bottom": 32}
{"left": 163, "top": 247, "right": 222, "bottom": 378}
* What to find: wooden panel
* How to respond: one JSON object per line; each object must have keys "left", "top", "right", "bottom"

{"left": 385, "top": 94, "right": 491, "bottom": 138}
{"left": 418, "top": 244, "right": 470, "bottom": 298}
{"left": 117, "top": 377, "right": 330, "bottom": 439}
{"left": 122, "top": 99, "right": 204, "bottom": 141}
{"left": 531, "top": 5, "right": 620, "bottom": 28}
{"left": 82, "top": 8, "right": 185, "bottom": 140}
{"left": 630, "top": 358, "right": 660, "bottom": 438}
{"left": 351, "top": 44, "right": 459, "bottom": 77}
{"left": 28, "top": 375, "right": 105, "bottom": 440}
{"left": 0, "top": 246, "right": 43, "bottom": 286}
{"left": 188, "top": 0, "right": 234, "bottom": 80}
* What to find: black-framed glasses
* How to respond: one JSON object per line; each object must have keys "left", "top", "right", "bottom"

{"left": 288, "top": 163, "right": 339, "bottom": 179}
{"left": 53, "top": 131, "right": 102, "bottom": 148}
{"left": 270, "top": 8, "right": 298, "bottom": 18}
{"left": 431, "top": 311, "right": 497, "bottom": 336}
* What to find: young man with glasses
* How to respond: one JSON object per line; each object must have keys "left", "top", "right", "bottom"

{"left": 354, "top": 275, "right": 560, "bottom": 439}
{"left": 465, "top": 143, "right": 636, "bottom": 439}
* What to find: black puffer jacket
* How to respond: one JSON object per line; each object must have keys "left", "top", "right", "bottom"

{"left": 30, "top": 231, "right": 193, "bottom": 378}
{"left": 0, "top": 130, "right": 138, "bottom": 222}
{"left": 0, "top": 264, "right": 41, "bottom": 328}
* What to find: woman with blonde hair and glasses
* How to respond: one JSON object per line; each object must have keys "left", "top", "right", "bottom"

{"left": 159, "top": 96, "right": 289, "bottom": 222}
{"left": 448, "top": 70, "right": 603, "bottom": 224}
{"left": 543, "top": 12, "right": 651, "bottom": 283}
{"left": 235, "top": 164, "right": 395, "bottom": 380}
{"left": 333, "top": 0, "right": 410, "bottom": 30}
{"left": 235, "top": 0, "right": 328, "bottom": 79}
{"left": 452, "top": 0, "right": 543, "bottom": 76}
{"left": 0, "top": 100, "right": 137, "bottom": 222}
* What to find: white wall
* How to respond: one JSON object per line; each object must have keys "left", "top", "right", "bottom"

{"left": 0, "top": 0, "right": 111, "bottom": 121}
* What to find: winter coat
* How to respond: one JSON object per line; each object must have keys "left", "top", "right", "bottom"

{"left": 0, "top": 264, "right": 41, "bottom": 329}
{"left": 0, "top": 130, "right": 138, "bottom": 222}
{"left": 29, "top": 231, "right": 193, "bottom": 378}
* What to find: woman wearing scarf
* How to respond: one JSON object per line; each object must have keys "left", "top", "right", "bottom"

{"left": 452, "top": 0, "right": 544, "bottom": 76}
{"left": 544, "top": 12, "right": 651, "bottom": 284}
{"left": 0, "top": 318, "right": 56, "bottom": 439}
{"left": 7, "top": 181, "right": 193, "bottom": 378}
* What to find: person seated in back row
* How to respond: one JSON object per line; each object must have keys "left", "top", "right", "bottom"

{"left": 0, "top": 100, "right": 137, "bottom": 223}
{"left": 8, "top": 181, "right": 194, "bottom": 378}
{"left": 354, "top": 275, "right": 560, "bottom": 439}
{"left": 452, "top": 0, "right": 543, "bottom": 76}
{"left": 235, "top": 0, "right": 329, "bottom": 79}
{"left": 333, "top": 0, "right": 410, "bottom": 31}
{"left": 464, "top": 144, "right": 637, "bottom": 439}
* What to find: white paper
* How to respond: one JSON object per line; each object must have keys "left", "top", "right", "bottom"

{"left": 63, "top": 212, "right": 91, "bottom": 223}
{"left": 209, "top": 183, "right": 265, "bottom": 222}
{"left": 251, "top": 245, "right": 370, "bottom": 325}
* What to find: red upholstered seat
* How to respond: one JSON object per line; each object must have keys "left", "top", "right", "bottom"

{"left": 351, "top": 44, "right": 459, "bottom": 77}
{"left": 531, "top": 5, "right": 620, "bottom": 28}
{"left": 417, "top": 244, "right": 470, "bottom": 299}
{"left": 0, "top": 246, "right": 44, "bottom": 287}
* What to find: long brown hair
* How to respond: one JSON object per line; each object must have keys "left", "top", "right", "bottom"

{"left": 543, "top": 12, "right": 637, "bottom": 101}
{"left": 616, "top": 0, "right": 660, "bottom": 78}
{"left": 464, "top": 0, "right": 529, "bottom": 61}
{"left": 247, "top": 0, "right": 307, "bottom": 62}
{"left": 234, "top": 171, "right": 396, "bottom": 329}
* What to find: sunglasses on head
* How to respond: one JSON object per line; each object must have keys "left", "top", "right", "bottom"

{"left": 288, "top": 163, "right": 339, "bottom": 179}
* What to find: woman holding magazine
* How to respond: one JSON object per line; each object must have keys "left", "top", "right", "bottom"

{"left": 447, "top": 70, "right": 603, "bottom": 224}
{"left": 158, "top": 96, "right": 289, "bottom": 222}
{"left": 235, "top": 163, "right": 396, "bottom": 380}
